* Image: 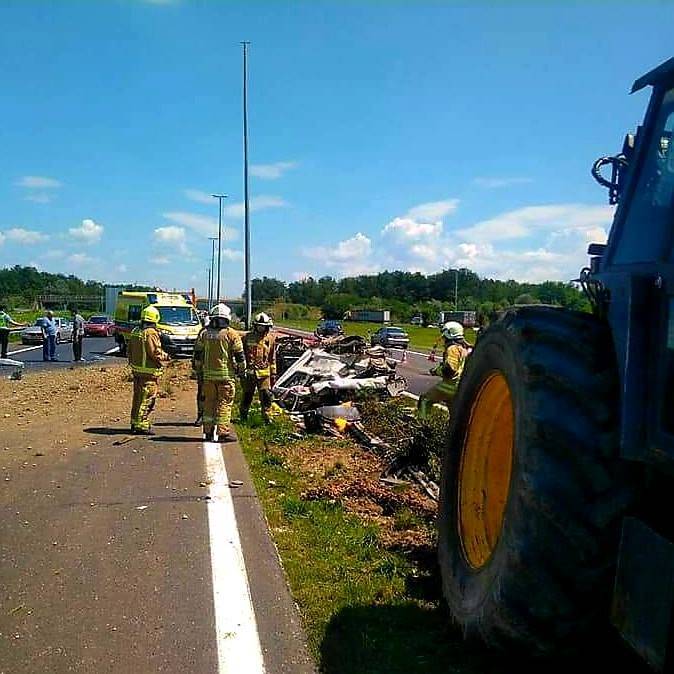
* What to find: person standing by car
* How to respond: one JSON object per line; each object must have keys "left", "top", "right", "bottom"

{"left": 0, "top": 305, "right": 25, "bottom": 359}
{"left": 71, "top": 307, "right": 85, "bottom": 362}
{"left": 41, "top": 310, "right": 58, "bottom": 362}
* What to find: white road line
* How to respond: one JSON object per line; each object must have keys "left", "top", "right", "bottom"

{"left": 7, "top": 345, "right": 42, "bottom": 355}
{"left": 103, "top": 346, "right": 120, "bottom": 355}
{"left": 203, "top": 441, "right": 266, "bottom": 674}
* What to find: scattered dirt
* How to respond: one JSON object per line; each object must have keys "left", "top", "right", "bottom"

{"left": 274, "top": 436, "right": 437, "bottom": 551}
{"left": 0, "top": 360, "right": 195, "bottom": 472}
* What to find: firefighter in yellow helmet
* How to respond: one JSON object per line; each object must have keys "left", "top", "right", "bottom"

{"left": 240, "top": 312, "right": 277, "bottom": 423}
{"left": 127, "top": 305, "right": 169, "bottom": 434}
{"left": 194, "top": 303, "right": 246, "bottom": 442}
{"left": 418, "top": 321, "right": 471, "bottom": 419}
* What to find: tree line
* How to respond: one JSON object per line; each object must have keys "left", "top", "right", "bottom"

{"left": 0, "top": 265, "right": 152, "bottom": 309}
{"left": 252, "top": 268, "right": 591, "bottom": 324}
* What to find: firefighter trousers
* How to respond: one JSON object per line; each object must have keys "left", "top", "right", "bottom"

{"left": 418, "top": 379, "right": 457, "bottom": 419}
{"left": 240, "top": 374, "right": 273, "bottom": 420}
{"left": 131, "top": 375, "right": 159, "bottom": 431}
{"left": 203, "top": 379, "right": 235, "bottom": 434}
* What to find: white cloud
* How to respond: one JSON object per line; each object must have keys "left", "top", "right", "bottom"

{"left": 184, "top": 189, "right": 215, "bottom": 205}
{"left": 250, "top": 161, "right": 297, "bottom": 180}
{"left": 68, "top": 252, "right": 95, "bottom": 265}
{"left": 221, "top": 248, "right": 243, "bottom": 261}
{"left": 5, "top": 228, "right": 49, "bottom": 245}
{"left": 225, "top": 195, "right": 288, "bottom": 218}
{"left": 154, "top": 225, "right": 188, "bottom": 253}
{"left": 154, "top": 256, "right": 171, "bottom": 265}
{"left": 24, "top": 193, "right": 52, "bottom": 204}
{"left": 456, "top": 204, "right": 614, "bottom": 243}
{"left": 44, "top": 249, "right": 64, "bottom": 259}
{"left": 405, "top": 199, "right": 459, "bottom": 222}
{"left": 69, "top": 218, "right": 103, "bottom": 243}
{"left": 117, "top": 264, "right": 128, "bottom": 273}
{"left": 0, "top": 232, "right": 5, "bottom": 246}
{"left": 162, "top": 211, "right": 238, "bottom": 240}
{"left": 474, "top": 177, "right": 533, "bottom": 189}
{"left": 16, "top": 175, "right": 62, "bottom": 189}
{"left": 292, "top": 271, "right": 310, "bottom": 281}
{"left": 304, "top": 232, "right": 375, "bottom": 276}
{"left": 180, "top": 193, "right": 288, "bottom": 221}
{"left": 320, "top": 202, "right": 615, "bottom": 282}
{"left": 383, "top": 217, "right": 443, "bottom": 241}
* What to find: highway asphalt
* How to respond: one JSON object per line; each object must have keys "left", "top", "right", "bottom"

{"left": 1, "top": 387, "right": 315, "bottom": 673}
{"left": 6, "top": 336, "right": 121, "bottom": 372}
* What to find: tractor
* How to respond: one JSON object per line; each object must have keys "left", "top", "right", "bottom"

{"left": 438, "top": 57, "right": 674, "bottom": 672}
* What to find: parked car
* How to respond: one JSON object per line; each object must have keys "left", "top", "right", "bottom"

{"left": 370, "top": 326, "right": 410, "bottom": 349}
{"left": 410, "top": 315, "right": 423, "bottom": 326}
{"left": 315, "top": 319, "right": 344, "bottom": 338}
{"left": 84, "top": 314, "right": 114, "bottom": 337}
{"left": 21, "top": 317, "right": 73, "bottom": 345}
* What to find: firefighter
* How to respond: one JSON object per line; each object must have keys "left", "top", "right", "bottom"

{"left": 418, "top": 321, "right": 471, "bottom": 419}
{"left": 240, "top": 312, "right": 276, "bottom": 423}
{"left": 127, "top": 305, "right": 169, "bottom": 435}
{"left": 194, "top": 303, "right": 246, "bottom": 442}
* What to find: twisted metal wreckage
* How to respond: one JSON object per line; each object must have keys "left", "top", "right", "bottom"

{"left": 272, "top": 333, "right": 439, "bottom": 500}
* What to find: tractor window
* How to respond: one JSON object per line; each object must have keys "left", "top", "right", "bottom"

{"left": 613, "top": 88, "right": 674, "bottom": 264}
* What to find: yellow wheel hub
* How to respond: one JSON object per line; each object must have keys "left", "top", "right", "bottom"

{"left": 458, "top": 372, "right": 514, "bottom": 569}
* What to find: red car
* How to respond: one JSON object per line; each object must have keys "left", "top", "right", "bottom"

{"left": 84, "top": 315, "right": 114, "bottom": 337}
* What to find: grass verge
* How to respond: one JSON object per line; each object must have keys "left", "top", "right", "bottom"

{"left": 236, "top": 414, "right": 544, "bottom": 674}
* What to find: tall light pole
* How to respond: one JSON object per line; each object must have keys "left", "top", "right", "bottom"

{"left": 212, "top": 194, "right": 227, "bottom": 304}
{"left": 208, "top": 236, "right": 217, "bottom": 308}
{"left": 242, "top": 40, "right": 252, "bottom": 328}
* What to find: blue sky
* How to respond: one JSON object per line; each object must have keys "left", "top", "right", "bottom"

{"left": 1, "top": 1, "right": 672, "bottom": 297}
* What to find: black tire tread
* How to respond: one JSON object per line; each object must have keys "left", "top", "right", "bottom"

{"left": 438, "top": 306, "right": 631, "bottom": 654}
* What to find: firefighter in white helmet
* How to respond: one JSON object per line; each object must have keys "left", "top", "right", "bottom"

{"left": 418, "top": 321, "right": 471, "bottom": 418}
{"left": 193, "top": 303, "right": 246, "bottom": 442}
{"left": 240, "top": 312, "right": 277, "bottom": 423}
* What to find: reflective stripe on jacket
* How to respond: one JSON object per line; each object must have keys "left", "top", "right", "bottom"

{"left": 434, "top": 343, "right": 468, "bottom": 382}
{"left": 242, "top": 331, "right": 276, "bottom": 379}
{"left": 197, "top": 327, "right": 244, "bottom": 381}
{"left": 0, "top": 312, "right": 9, "bottom": 329}
{"left": 128, "top": 327, "right": 164, "bottom": 377}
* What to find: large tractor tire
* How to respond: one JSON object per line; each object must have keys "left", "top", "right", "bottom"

{"left": 438, "top": 306, "right": 632, "bottom": 654}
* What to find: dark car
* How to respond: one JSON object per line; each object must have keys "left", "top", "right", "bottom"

{"left": 370, "top": 326, "right": 410, "bottom": 349}
{"left": 84, "top": 315, "right": 114, "bottom": 337}
{"left": 315, "top": 319, "right": 344, "bottom": 338}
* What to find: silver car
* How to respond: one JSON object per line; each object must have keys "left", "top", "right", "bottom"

{"left": 21, "top": 317, "right": 73, "bottom": 345}
{"left": 370, "top": 326, "right": 410, "bottom": 350}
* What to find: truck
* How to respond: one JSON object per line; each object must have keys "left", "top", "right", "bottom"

{"left": 438, "top": 310, "right": 476, "bottom": 327}
{"left": 344, "top": 309, "right": 391, "bottom": 324}
{"left": 437, "top": 57, "right": 674, "bottom": 671}
{"left": 113, "top": 291, "right": 202, "bottom": 357}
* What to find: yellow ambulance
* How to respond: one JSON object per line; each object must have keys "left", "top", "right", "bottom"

{"left": 113, "top": 291, "right": 202, "bottom": 357}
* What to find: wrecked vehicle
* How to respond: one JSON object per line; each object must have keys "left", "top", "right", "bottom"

{"left": 273, "top": 334, "right": 407, "bottom": 413}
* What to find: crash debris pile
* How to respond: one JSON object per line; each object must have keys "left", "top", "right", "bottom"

{"left": 273, "top": 332, "right": 440, "bottom": 500}
{"left": 273, "top": 333, "right": 407, "bottom": 418}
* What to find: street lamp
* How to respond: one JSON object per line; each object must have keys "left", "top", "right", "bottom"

{"left": 212, "top": 194, "right": 228, "bottom": 304}
{"left": 208, "top": 236, "right": 217, "bottom": 308}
